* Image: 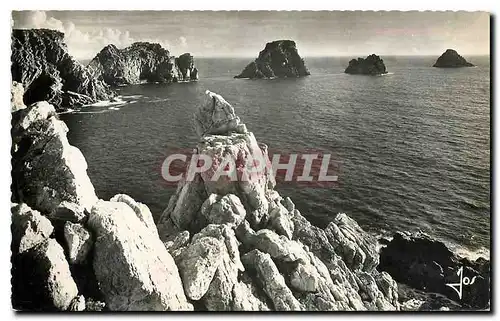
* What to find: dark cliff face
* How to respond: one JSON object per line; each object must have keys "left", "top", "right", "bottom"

{"left": 235, "top": 40, "right": 310, "bottom": 79}
{"left": 433, "top": 49, "right": 474, "bottom": 68}
{"left": 11, "top": 29, "right": 114, "bottom": 110}
{"left": 87, "top": 43, "right": 199, "bottom": 86}
{"left": 344, "top": 54, "right": 387, "bottom": 75}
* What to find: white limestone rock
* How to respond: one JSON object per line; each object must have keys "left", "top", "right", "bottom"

{"left": 201, "top": 193, "right": 246, "bottom": 226}
{"left": 176, "top": 236, "right": 223, "bottom": 301}
{"left": 241, "top": 249, "right": 302, "bottom": 311}
{"left": 87, "top": 200, "right": 192, "bottom": 311}
{"left": 192, "top": 224, "right": 244, "bottom": 310}
{"left": 194, "top": 90, "right": 247, "bottom": 137}
{"left": 11, "top": 203, "right": 54, "bottom": 254}
{"left": 110, "top": 193, "right": 158, "bottom": 237}
{"left": 12, "top": 239, "right": 78, "bottom": 311}
{"left": 48, "top": 201, "right": 86, "bottom": 223}
{"left": 11, "top": 102, "right": 98, "bottom": 213}
{"left": 11, "top": 81, "right": 26, "bottom": 112}
{"left": 63, "top": 222, "right": 93, "bottom": 264}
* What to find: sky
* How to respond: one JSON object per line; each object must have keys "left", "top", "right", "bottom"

{"left": 11, "top": 10, "right": 490, "bottom": 60}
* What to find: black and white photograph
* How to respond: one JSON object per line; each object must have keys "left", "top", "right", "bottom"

{"left": 6, "top": 7, "right": 492, "bottom": 312}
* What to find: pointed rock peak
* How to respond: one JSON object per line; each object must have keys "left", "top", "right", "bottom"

{"left": 194, "top": 90, "right": 247, "bottom": 137}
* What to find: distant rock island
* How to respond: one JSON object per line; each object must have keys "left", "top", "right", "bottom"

{"left": 433, "top": 49, "right": 474, "bottom": 68}
{"left": 11, "top": 29, "right": 114, "bottom": 110}
{"left": 344, "top": 54, "right": 387, "bottom": 75}
{"left": 235, "top": 40, "right": 310, "bottom": 79}
{"left": 87, "top": 43, "right": 199, "bottom": 86}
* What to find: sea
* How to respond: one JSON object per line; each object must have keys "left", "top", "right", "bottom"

{"left": 61, "top": 56, "right": 491, "bottom": 260}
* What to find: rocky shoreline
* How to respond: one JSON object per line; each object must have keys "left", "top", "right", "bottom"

{"left": 11, "top": 29, "right": 198, "bottom": 112}
{"left": 87, "top": 43, "right": 198, "bottom": 86}
{"left": 10, "top": 83, "right": 490, "bottom": 311}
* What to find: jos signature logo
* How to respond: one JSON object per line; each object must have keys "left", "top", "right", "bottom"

{"left": 446, "top": 266, "right": 477, "bottom": 300}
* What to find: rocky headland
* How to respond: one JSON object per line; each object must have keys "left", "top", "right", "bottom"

{"left": 344, "top": 54, "right": 387, "bottom": 75}
{"left": 10, "top": 84, "right": 489, "bottom": 311}
{"left": 87, "top": 42, "right": 199, "bottom": 86}
{"left": 433, "top": 49, "right": 474, "bottom": 68}
{"left": 11, "top": 29, "right": 115, "bottom": 111}
{"left": 235, "top": 40, "right": 310, "bottom": 79}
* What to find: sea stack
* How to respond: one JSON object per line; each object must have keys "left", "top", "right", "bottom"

{"left": 433, "top": 49, "right": 474, "bottom": 68}
{"left": 344, "top": 54, "right": 387, "bottom": 75}
{"left": 87, "top": 42, "right": 199, "bottom": 86}
{"left": 235, "top": 40, "right": 310, "bottom": 79}
{"left": 155, "top": 90, "right": 401, "bottom": 311}
{"left": 11, "top": 29, "right": 115, "bottom": 110}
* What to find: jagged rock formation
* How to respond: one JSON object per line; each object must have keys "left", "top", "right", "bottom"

{"left": 344, "top": 54, "right": 387, "bottom": 75}
{"left": 10, "top": 89, "right": 190, "bottom": 311}
{"left": 156, "top": 90, "right": 399, "bottom": 311}
{"left": 235, "top": 40, "right": 310, "bottom": 79}
{"left": 11, "top": 100, "right": 98, "bottom": 214}
{"left": 433, "top": 49, "right": 474, "bottom": 68}
{"left": 87, "top": 43, "right": 199, "bottom": 86}
{"left": 379, "top": 232, "right": 490, "bottom": 310}
{"left": 11, "top": 29, "right": 114, "bottom": 110}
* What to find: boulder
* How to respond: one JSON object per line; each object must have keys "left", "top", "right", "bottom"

{"left": 87, "top": 200, "right": 192, "bottom": 311}
{"left": 324, "top": 213, "right": 379, "bottom": 272}
{"left": 201, "top": 193, "right": 246, "bottom": 226}
{"left": 63, "top": 222, "right": 93, "bottom": 264}
{"left": 344, "top": 54, "right": 387, "bottom": 75}
{"left": 433, "top": 49, "right": 474, "bottom": 68}
{"left": 191, "top": 224, "right": 244, "bottom": 310}
{"left": 11, "top": 81, "right": 26, "bottom": 112}
{"left": 232, "top": 273, "right": 271, "bottom": 311}
{"left": 11, "top": 239, "right": 79, "bottom": 311}
{"left": 290, "top": 262, "right": 320, "bottom": 292}
{"left": 236, "top": 223, "right": 309, "bottom": 264}
{"left": 176, "top": 236, "right": 223, "bottom": 300}
{"left": 163, "top": 230, "right": 190, "bottom": 254}
{"left": 11, "top": 102, "right": 98, "bottom": 214}
{"left": 235, "top": 40, "right": 310, "bottom": 79}
{"left": 11, "top": 203, "right": 53, "bottom": 254}
{"left": 110, "top": 193, "right": 158, "bottom": 237}
{"left": 157, "top": 173, "right": 207, "bottom": 238}
{"left": 241, "top": 249, "right": 302, "bottom": 311}
{"left": 268, "top": 200, "right": 295, "bottom": 239}
{"left": 48, "top": 201, "right": 86, "bottom": 223}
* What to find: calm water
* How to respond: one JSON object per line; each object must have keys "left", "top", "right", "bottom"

{"left": 61, "top": 56, "right": 490, "bottom": 257}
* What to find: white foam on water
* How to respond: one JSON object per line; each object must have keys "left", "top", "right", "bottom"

{"left": 57, "top": 108, "right": 75, "bottom": 115}
{"left": 148, "top": 98, "right": 170, "bottom": 103}
{"left": 72, "top": 110, "right": 109, "bottom": 114}
{"left": 85, "top": 97, "right": 126, "bottom": 107}
{"left": 449, "top": 244, "right": 490, "bottom": 261}
{"left": 121, "top": 95, "right": 143, "bottom": 99}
